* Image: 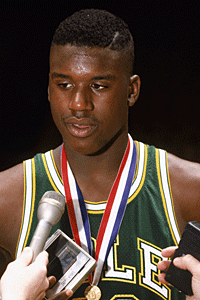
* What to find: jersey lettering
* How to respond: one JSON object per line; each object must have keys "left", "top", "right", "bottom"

{"left": 137, "top": 238, "right": 171, "bottom": 300}
{"left": 104, "top": 236, "right": 136, "bottom": 283}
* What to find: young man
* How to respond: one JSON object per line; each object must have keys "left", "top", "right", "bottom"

{"left": 0, "top": 8, "right": 200, "bottom": 300}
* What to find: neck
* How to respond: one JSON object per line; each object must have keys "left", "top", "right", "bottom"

{"left": 61, "top": 133, "right": 129, "bottom": 203}
{"left": 65, "top": 133, "right": 128, "bottom": 176}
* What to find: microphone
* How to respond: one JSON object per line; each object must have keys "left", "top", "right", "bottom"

{"left": 29, "top": 191, "right": 65, "bottom": 261}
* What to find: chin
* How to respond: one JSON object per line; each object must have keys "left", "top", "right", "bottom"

{"left": 63, "top": 138, "right": 98, "bottom": 156}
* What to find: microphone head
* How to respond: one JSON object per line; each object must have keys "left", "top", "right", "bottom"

{"left": 37, "top": 191, "right": 66, "bottom": 226}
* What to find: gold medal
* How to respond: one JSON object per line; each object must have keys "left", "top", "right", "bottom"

{"left": 84, "top": 285, "right": 101, "bottom": 300}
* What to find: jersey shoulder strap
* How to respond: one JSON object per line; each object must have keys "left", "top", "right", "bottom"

{"left": 16, "top": 150, "right": 64, "bottom": 258}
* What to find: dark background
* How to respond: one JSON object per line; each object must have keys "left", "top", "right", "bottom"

{"left": 1, "top": 0, "right": 200, "bottom": 171}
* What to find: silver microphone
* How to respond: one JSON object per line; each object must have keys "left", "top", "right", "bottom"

{"left": 29, "top": 191, "right": 65, "bottom": 261}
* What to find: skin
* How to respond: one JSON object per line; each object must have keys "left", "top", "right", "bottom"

{"left": 1, "top": 248, "right": 50, "bottom": 300}
{"left": 48, "top": 45, "right": 140, "bottom": 203}
{"left": 158, "top": 247, "right": 200, "bottom": 300}
{"left": 0, "top": 44, "right": 200, "bottom": 299}
{"left": 1, "top": 246, "right": 72, "bottom": 300}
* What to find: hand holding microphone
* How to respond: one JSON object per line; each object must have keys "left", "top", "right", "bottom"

{"left": 0, "top": 248, "right": 49, "bottom": 300}
{"left": 0, "top": 247, "right": 73, "bottom": 300}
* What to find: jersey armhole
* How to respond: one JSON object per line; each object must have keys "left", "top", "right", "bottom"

{"left": 15, "top": 159, "right": 35, "bottom": 258}
{"left": 156, "top": 149, "right": 181, "bottom": 245}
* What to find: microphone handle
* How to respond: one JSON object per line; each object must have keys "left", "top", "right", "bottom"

{"left": 29, "top": 219, "right": 52, "bottom": 261}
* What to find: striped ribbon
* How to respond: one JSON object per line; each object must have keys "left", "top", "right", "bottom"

{"left": 61, "top": 134, "right": 137, "bottom": 285}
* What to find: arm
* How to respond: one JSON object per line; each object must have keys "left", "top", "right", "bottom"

{"left": 0, "top": 163, "right": 24, "bottom": 276}
{"left": 168, "top": 153, "right": 200, "bottom": 235}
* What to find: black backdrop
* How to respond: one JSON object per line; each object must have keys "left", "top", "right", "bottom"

{"left": 1, "top": 0, "right": 200, "bottom": 171}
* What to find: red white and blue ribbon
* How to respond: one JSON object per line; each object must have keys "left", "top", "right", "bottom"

{"left": 61, "top": 134, "right": 137, "bottom": 285}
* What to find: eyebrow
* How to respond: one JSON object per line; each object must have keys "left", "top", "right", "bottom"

{"left": 51, "top": 72, "right": 70, "bottom": 79}
{"left": 91, "top": 75, "right": 116, "bottom": 80}
{"left": 51, "top": 72, "right": 116, "bottom": 81}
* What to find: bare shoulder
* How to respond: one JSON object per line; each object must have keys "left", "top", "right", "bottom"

{"left": 0, "top": 163, "right": 24, "bottom": 257}
{"left": 167, "top": 153, "right": 200, "bottom": 233}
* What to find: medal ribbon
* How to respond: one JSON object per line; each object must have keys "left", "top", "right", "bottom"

{"left": 61, "top": 134, "right": 137, "bottom": 285}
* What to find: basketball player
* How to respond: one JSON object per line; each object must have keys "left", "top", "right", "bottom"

{"left": 1, "top": 8, "right": 200, "bottom": 300}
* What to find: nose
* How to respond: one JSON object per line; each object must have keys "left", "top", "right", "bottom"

{"left": 68, "top": 87, "right": 94, "bottom": 112}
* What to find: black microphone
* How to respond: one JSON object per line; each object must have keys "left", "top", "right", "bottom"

{"left": 29, "top": 191, "right": 65, "bottom": 261}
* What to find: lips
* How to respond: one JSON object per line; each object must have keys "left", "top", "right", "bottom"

{"left": 63, "top": 117, "right": 97, "bottom": 138}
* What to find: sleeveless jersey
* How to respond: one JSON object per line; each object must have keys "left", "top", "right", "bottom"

{"left": 16, "top": 141, "right": 185, "bottom": 300}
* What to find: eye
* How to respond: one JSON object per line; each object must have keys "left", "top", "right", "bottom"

{"left": 58, "top": 83, "right": 73, "bottom": 89}
{"left": 91, "top": 83, "right": 108, "bottom": 90}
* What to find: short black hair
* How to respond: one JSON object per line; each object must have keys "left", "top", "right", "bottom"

{"left": 51, "top": 9, "right": 135, "bottom": 74}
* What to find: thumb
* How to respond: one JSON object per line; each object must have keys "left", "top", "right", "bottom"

{"left": 174, "top": 254, "right": 200, "bottom": 275}
{"left": 17, "top": 247, "right": 33, "bottom": 267}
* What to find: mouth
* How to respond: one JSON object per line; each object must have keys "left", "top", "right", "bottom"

{"left": 63, "top": 118, "right": 97, "bottom": 138}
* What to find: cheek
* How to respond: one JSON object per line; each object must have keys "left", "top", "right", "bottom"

{"left": 49, "top": 96, "right": 65, "bottom": 131}
{"left": 100, "top": 99, "right": 128, "bottom": 135}
{"left": 109, "top": 96, "right": 128, "bottom": 121}
{"left": 49, "top": 89, "right": 67, "bottom": 117}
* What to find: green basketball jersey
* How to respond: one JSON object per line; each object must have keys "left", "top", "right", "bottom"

{"left": 16, "top": 140, "right": 185, "bottom": 300}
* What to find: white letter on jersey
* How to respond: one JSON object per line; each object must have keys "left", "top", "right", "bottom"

{"left": 138, "top": 238, "right": 170, "bottom": 300}
{"left": 104, "top": 236, "right": 136, "bottom": 283}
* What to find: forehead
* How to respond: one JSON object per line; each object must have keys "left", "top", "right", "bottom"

{"left": 49, "top": 45, "right": 129, "bottom": 75}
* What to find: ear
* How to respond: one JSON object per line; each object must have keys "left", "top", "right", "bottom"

{"left": 128, "top": 75, "right": 141, "bottom": 107}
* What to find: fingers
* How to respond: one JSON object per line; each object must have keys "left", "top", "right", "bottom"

{"left": 157, "top": 246, "right": 178, "bottom": 286}
{"left": 157, "top": 259, "right": 173, "bottom": 286}
{"left": 16, "top": 247, "right": 33, "bottom": 267}
{"left": 33, "top": 251, "right": 49, "bottom": 291}
{"left": 157, "top": 259, "right": 171, "bottom": 272}
{"left": 158, "top": 272, "right": 172, "bottom": 286}
{"left": 34, "top": 250, "right": 49, "bottom": 266}
{"left": 157, "top": 246, "right": 177, "bottom": 273}
{"left": 161, "top": 246, "right": 178, "bottom": 258}
{"left": 48, "top": 276, "right": 57, "bottom": 289}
